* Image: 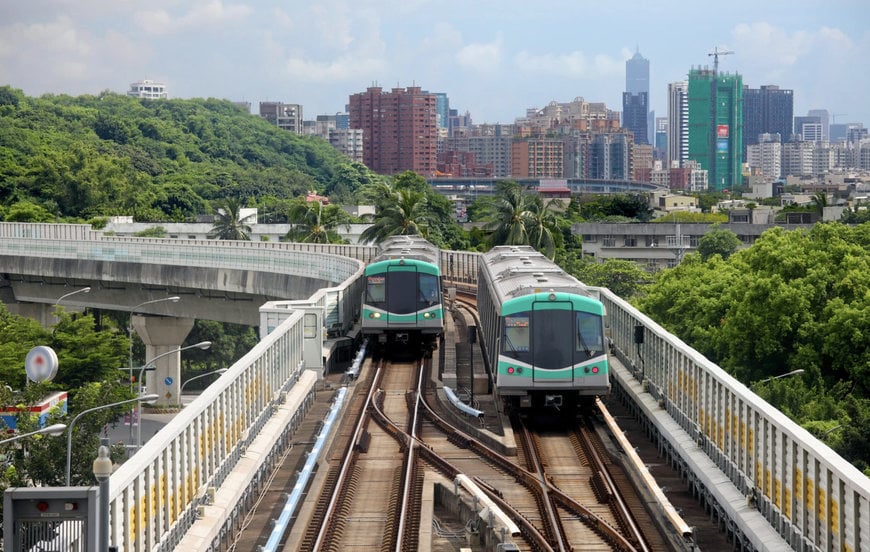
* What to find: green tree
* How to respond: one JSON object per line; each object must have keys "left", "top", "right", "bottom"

{"left": 697, "top": 227, "right": 742, "bottom": 261}
{"left": 285, "top": 200, "right": 351, "bottom": 243}
{"left": 480, "top": 181, "right": 538, "bottom": 247}
{"left": 3, "top": 201, "right": 56, "bottom": 222}
{"left": 563, "top": 256, "right": 651, "bottom": 299}
{"left": 209, "top": 198, "right": 254, "bottom": 240}
{"left": 359, "top": 187, "right": 430, "bottom": 244}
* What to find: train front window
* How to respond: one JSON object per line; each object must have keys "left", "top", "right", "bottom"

{"left": 502, "top": 314, "right": 530, "bottom": 363}
{"left": 576, "top": 311, "right": 604, "bottom": 359}
{"left": 366, "top": 275, "right": 386, "bottom": 306}
{"left": 418, "top": 273, "right": 439, "bottom": 308}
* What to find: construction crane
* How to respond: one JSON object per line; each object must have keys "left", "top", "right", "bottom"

{"left": 708, "top": 46, "right": 734, "bottom": 74}
{"left": 831, "top": 113, "right": 847, "bottom": 124}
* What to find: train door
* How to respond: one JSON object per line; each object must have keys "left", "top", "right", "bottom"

{"left": 530, "top": 301, "right": 574, "bottom": 384}
{"left": 386, "top": 265, "right": 417, "bottom": 326}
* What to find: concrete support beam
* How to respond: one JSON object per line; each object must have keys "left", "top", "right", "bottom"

{"left": 133, "top": 315, "right": 195, "bottom": 407}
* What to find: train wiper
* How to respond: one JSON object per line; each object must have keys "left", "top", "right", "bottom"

{"left": 577, "top": 328, "right": 592, "bottom": 360}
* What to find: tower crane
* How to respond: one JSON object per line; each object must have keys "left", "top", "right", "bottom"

{"left": 708, "top": 46, "right": 734, "bottom": 74}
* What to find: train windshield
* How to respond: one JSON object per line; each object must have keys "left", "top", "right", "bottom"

{"left": 418, "top": 273, "right": 439, "bottom": 308}
{"left": 502, "top": 307, "right": 604, "bottom": 368}
{"left": 575, "top": 311, "right": 605, "bottom": 359}
{"left": 366, "top": 275, "right": 386, "bottom": 306}
{"left": 386, "top": 270, "right": 418, "bottom": 314}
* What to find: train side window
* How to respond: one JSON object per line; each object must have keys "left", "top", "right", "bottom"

{"left": 366, "top": 275, "right": 386, "bottom": 304}
{"left": 576, "top": 312, "right": 604, "bottom": 356}
{"left": 418, "top": 273, "right": 439, "bottom": 306}
{"left": 503, "top": 314, "right": 530, "bottom": 356}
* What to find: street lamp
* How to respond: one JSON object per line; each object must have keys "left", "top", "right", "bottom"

{"left": 0, "top": 423, "right": 67, "bottom": 446}
{"left": 54, "top": 286, "right": 91, "bottom": 307}
{"left": 126, "top": 296, "right": 180, "bottom": 444}
{"left": 93, "top": 445, "right": 112, "bottom": 552}
{"left": 179, "top": 368, "right": 228, "bottom": 397}
{"left": 132, "top": 341, "right": 211, "bottom": 450}
{"left": 752, "top": 369, "right": 805, "bottom": 387}
{"left": 66, "top": 394, "right": 158, "bottom": 485}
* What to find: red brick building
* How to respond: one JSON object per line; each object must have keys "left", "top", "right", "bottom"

{"left": 348, "top": 86, "right": 437, "bottom": 175}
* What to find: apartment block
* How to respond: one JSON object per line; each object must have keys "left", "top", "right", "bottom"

{"left": 348, "top": 86, "right": 437, "bottom": 175}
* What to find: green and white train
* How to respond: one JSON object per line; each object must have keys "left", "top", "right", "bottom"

{"left": 477, "top": 245, "right": 610, "bottom": 409}
{"left": 361, "top": 235, "right": 444, "bottom": 348}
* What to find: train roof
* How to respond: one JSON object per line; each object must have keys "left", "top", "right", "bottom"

{"left": 480, "top": 245, "right": 590, "bottom": 301}
{"left": 372, "top": 235, "right": 440, "bottom": 265}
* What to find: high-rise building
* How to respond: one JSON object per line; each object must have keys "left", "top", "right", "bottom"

{"left": 794, "top": 115, "right": 823, "bottom": 142}
{"left": 667, "top": 81, "right": 689, "bottom": 169}
{"left": 623, "top": 50, "right": 649, "bottom": 145}
{"left": 742, "top": 85, "right": 793, "bottom": 157}
{"left": 259, "top": 102, "right": 303, "bottom": 134}
{"left": 432, "top": 92, "right": 449, "bottom": 130}
{"left": 688, "top": 68, "right": 743, "bottom": 191}
{"left": 746, "top": 133, "right": 782, "bottom": 179}
{"left": 589, "top": 133, "right": 632, "bottom": 180}
{"left": 348, "top": 86, "right": 437, "bottom": 175}
{"left": 655, "top": 117, "right": 668, "bottom": 156}
{"left": 128, "top": 80, "right": 167, "bottom": 99}
{"left": 807, "top": 109, "right": 830, "bottom": 141}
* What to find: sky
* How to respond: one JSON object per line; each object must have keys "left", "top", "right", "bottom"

{"left": 1, "top": 0, "right": 869, "bottom": 128}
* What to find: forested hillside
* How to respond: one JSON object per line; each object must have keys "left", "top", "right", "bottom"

{"left": 0, "top": 86, "right": 373, "bottom": 221}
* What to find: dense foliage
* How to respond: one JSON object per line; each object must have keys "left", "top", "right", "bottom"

{"left": 0, "top": 86, "right": 373, "bottom": 221}
{"left": 636, "top": 222, "right": 870, "bottom": 471}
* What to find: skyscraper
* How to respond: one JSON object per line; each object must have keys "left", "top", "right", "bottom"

{"left": 742, "top": 85, "right": 793, "bottom": 158}
{"left": 348, "top": 86, "right": 437, "bottom": 175}
{"left": 667, "top": 81, "right": 689, "bottom": 169}
{"left": 623, "top": 50, "right": 649, "bottom": 145}
{"left": 688, "top": 68, "right": 743, "bottom": 191}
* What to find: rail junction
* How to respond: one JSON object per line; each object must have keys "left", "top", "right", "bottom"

{"left": 1, "top": 222, "right": 868, "bottom": 552}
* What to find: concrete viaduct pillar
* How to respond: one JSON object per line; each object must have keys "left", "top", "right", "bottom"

{"left": 132, "top": 315, "right": 194, "bottom": 408}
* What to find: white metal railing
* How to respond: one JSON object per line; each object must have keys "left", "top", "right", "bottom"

{"left": 599, "top": 287, "right": 870, "bottom": 552}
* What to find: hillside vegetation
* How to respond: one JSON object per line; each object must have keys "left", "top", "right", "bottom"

{"left": 0, "top": 86, "right": 373, "bottom": 221}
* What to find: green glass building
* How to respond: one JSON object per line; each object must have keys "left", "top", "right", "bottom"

{"left": 687, "top": 68, "right": 743, "bottom": 191}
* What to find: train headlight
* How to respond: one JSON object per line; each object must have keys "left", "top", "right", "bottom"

{"left": 423, "top": 313, "right": 430, "bottom": 318}
{"left": 370, "top": 312, "right": 381, "bottom": 319}
{"left": 548, "top": 292, "right": 556, "bottom": 301}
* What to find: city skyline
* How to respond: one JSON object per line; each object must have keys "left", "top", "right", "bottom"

{"left": 1, "top": 1, "right": 868, "bottom": 127}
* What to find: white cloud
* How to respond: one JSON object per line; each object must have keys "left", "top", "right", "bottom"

{"left": 456, "top": 38, "right": 503, "bottom": 72}
{"left": 514, "top": 49, "right": 623, "bottom": 79}
{"left": 0, "top": 16, "right": 147, "bottom": 93}
{"left": 135, "top": 0, "right": 252, "bottom": 35}
{"left": 284, "top": 56, "right": 386, "bottom": 82}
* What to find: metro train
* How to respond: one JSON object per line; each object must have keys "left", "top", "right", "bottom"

{"left": 477, "top": 245, "right": 610, "bottom": 409}
{"left": 361, "top": 235, "right": 444, "bottom": 349}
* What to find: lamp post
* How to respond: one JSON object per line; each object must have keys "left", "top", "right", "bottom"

{"left": 54, "top": 286, "right": 91, "bottom": 307}
{"left": 180, "top": 368, "right": 228, "bottom": 397}
{"left": 92, "top": 445, "right": 113, "bottom": 552}
{"left": 0, "top": 423, "right": 67, "bottom": 446}
{"left": 752, "top": 369, "right": 805, "bottom": 387}
{"left": 133, "top": 341, "right": 211, "bottom": 450}
{"left": 126, "top": 297, "right": 180, "bottom": 444}
{"left": 66, "top": 394, "right": 158, "bottom": 485}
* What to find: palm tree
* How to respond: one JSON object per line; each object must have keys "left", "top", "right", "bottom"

{"left": 285, "top": 201, "right": 351, "bottom": 243}
{"left": 526, "top": 195, "right": 560, "bottom": 259}
{"left": 481, "top": 181, "right": 538, "bottom": 247}
{"left": 810, "top": 191, "right": 828, "bottom": 219}
{"left": 210, "top": 198, "right": 254, "bottom": 240}
{"left": 359, "top": 188, "right": 430, "bottom": 244}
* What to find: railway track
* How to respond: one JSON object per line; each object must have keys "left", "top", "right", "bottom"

{"left": 230, "top": 296, "right": 681, "bottom": 551}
